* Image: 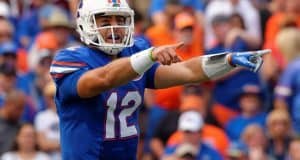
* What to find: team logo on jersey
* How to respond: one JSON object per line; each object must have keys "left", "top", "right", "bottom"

{"left": 108, "top": 0, "right": 121, "bottom": 7}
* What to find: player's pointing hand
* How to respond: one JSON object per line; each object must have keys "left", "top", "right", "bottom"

{"left": 151, "top": 42, "right": 184, "bottom": 65}
{"left": 228, "top": 49, "right": 271, "bottom": 72}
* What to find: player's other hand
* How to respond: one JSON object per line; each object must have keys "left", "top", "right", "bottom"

{"left": 151, "top": 42, "right": 184, "bottom": 65}
{"left": 228, "top": 49, "right": 271, "bottom": 72}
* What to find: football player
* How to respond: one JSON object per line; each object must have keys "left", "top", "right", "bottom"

{"left": 50, "top": 0, "right": 269, "bottom": 159}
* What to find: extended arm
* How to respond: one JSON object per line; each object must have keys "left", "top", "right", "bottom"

{"left": 154, "top": 49, "right": 270, "bottom": 89}
{"left": 77, "top": 44, "right": 182, "bottom": 98}
{"left": 77, "top": 57, "right": 139, "bottom": 98}
{"left": 154, "top": 58, "right": 207, "bottom": 88}
{"left": 77, "top": 42, "right": 269, "bottom": 97}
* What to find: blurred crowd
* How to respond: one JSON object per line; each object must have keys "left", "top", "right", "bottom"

{"left": 0, "top": 0, "right": 299, "bottom": 160}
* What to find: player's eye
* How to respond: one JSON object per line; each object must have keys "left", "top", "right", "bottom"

{"left": 100, "top": 23, "right": 110, "bottom": 27}
{"left": 116, "top": 16, "right": 126, "bottom": 25}
{"left": 97, "top": 19, "right": 111, "bottom": 27}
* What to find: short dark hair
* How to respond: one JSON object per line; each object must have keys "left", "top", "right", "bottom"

{"left": 211, "top": 15, "right": 229, "bottom": 26}
{"left": 0, "top": 64, "right": 17, "bottom": 77}
{"left": 230, "top": 13, "right": 246, "bottom": 30}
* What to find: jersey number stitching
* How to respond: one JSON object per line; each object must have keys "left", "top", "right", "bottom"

{"left": 105, "top": 91, "right": 142, "bottom": 140}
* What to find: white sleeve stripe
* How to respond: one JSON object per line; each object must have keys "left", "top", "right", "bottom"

{"left": 275, "top": 86, "right": 292, "bottom": 96}
{"left": 50, "top": 66, "right": 80, "bottom": 74}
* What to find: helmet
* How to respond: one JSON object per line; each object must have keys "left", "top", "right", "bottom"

{"left": 76, "top": 0, "right": 134, "bottom": 55}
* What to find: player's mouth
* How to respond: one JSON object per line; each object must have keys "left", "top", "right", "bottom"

{"left": 106, "top": 34, "right": 122, "bottom": 43}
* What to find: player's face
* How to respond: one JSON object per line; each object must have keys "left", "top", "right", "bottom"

{"left": 95, "top": 15, "right": 127, "bottom": 44}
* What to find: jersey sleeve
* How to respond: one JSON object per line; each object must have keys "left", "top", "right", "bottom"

{"left": 275, "top": 65, "right": 296, "bottom": 100}
{"left": 145, "top": 63, "right": 159, "bottom": 89}
{"left": 50, "top": 49, "right": 89, "bottom": 101}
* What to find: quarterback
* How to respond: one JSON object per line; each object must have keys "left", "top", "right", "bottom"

{"left": 50, "top": 0, "right": 269, "bottom": 159}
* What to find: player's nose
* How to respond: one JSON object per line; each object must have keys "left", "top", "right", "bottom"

{"left": 110, "top": 16, "right": 119, "bottom": 26}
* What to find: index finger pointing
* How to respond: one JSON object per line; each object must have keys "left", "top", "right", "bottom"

{"left": 169, "top": 42, "right": 185, "bottom": 50}
{"left": 255, "top": 49, "right": 271, "bottom": 57}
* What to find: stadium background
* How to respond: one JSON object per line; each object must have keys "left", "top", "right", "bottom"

{"left": 0, "top": 0, "right": 299, "bottom": 160}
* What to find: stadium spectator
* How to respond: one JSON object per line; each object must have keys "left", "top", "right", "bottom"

{"left": 167, "top": 120, "right": 230, "bottom": 157}
{"left": 225, "top": 13, "right": 255, "bottom": 50}
{"left": 150, "top": 85, "right": 208, "bottom": 158}
{"left": 268, "top": 0, "right": 286, "bottom": 13}
{"left": 206, "top": 15, "right": 232, "bottom": 54}
{"left": 174, "top": 11, "right": 204, "bottom": 60}
{"left": 144, "top": 3, "right": 183, "bottom": 155}
{"left": 0, "top": 60, "right": 18, "bottom": 106}
{"left": 27, "top": 50, "right": 53, "bottom": 112}
{"left": 144, "top": 11, "right": 204, "bottom": 152}
{"left": 262, "top": 0, "right": 300, "bottom": 81}
{"left": 266, "top": 109, "right": 293, "bottom": 160}
{"left": 1, "top": 123, "right": 50, "bottom": 160}
{"left": 225, "top": 142, "right": 248, "bottom": 160}
{"left": 205, "top": 0, "right": 261, "bottom": 49}
{"left": 149, "top": 0, "right": 204, "bottom": 26}
{"left": 274, "top": 28, "right": 300, "bottom": 133}
{"left": 163, "top": 86, "right": 229, "bottom": 156}
{"left": 0, "top": 18, "right": 29, "bottom": 73}
{"left": 206, "top": 13, "right": 253, "bottom": 53}
{"left": 40, "top": 6, "right": 75, "bottom": 49}
{"left": 27, "top": 31, "right": 58, "bottom": 71}
{"left": 34, "top": 82, "right": 60, "bottom": 160}
{"left": 17, "top": 0, "right": 49, "bottom": 48}
{"left": 170, "top": 143, "right": 199, "bottom": 160}
{"left": 0, "top": 89, "right": 26, "bottom": 155}
{"left": 144, "top": 12, "right": 204, "bottom": 144}
{"left": 240, "top": 124, "right": 272, "bottom": 160}
{"left": 264, "top": 0, "right": 300, "bottom": 47}
{"left": 0, "top": 42, "right": 37, "bottom": 122}
{"left": 206, "top": 15, "right": 262, "bottom": 127}
{"left": 288, "top": 136, "right": 300, "bottom": 160}
{"left": 0, "top": 41, "right": 28, "bottom": 75}
{"left": 0, "top": 17, "right": 14, "bottom": 44}
{"left": 162, "top": 111, "right": 223, "bottom": 160}
{"left": 225, "top": 84, "right": 266, "bottom": 141}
